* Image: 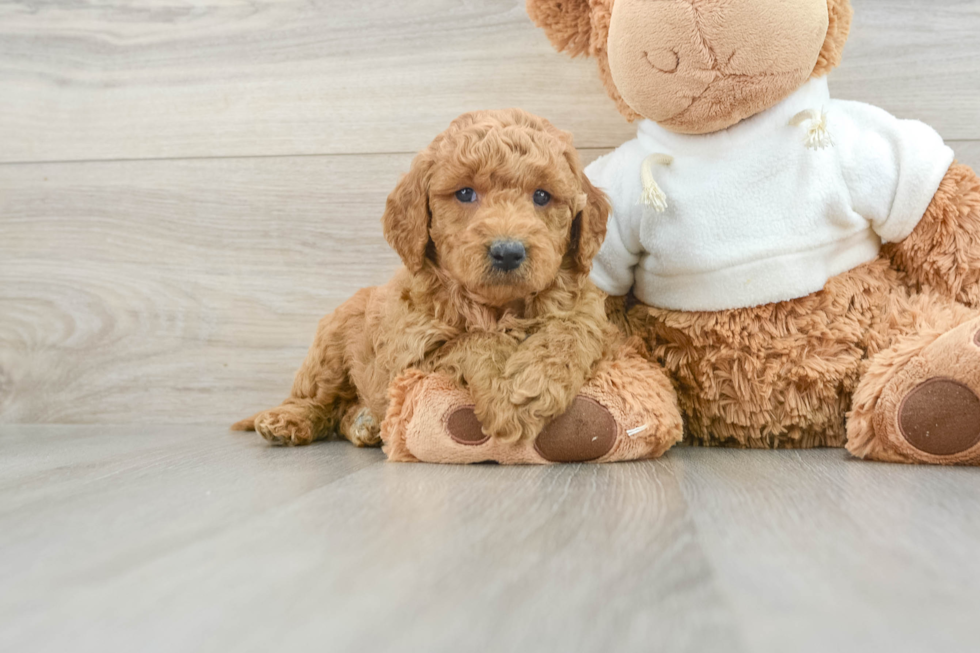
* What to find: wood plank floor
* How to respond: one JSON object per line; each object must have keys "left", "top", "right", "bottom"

{"left": 2, "top": 425, "right": 979, "bottom": 653}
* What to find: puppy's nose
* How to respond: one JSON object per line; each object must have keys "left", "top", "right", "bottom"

{"left": 488, "top": 240, "right": 526, "bottom": 272}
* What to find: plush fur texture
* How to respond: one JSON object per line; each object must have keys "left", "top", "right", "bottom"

{"left": 233, "top": 109, "right": 682, "bottom": 453}
{"left": 527, "top": 0, "right": 853, "bottom": 128}
{"left": 606, "top": 0, "right": 829, "bottom": 134}
{"left": 607, "top": 165, "right": 980, "bottom": 464}
{"left": 884, "top": 163, "right": 980, "bottom": 308}
{"left": 812, "top": 0, "right": 853, "bottom": 78}
{"left": 848, "top": 314, "right": 980, "bottom": 465}
{"left": 623, "top": 258, "right": 976, "bottom": 450}
{"left": 530, "top": 0, "right": 980, "bottom": 464}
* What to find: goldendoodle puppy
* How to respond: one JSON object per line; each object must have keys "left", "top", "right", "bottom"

{"left": 233, "top": 108, "right": 619, "bottom": 447}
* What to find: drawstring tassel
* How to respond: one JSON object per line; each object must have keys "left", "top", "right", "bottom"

{"left": 790, "top": 108, "right": 833, "bottom": 150}
{"left": 639, "top": 153, "right": 674, "bottom": 212}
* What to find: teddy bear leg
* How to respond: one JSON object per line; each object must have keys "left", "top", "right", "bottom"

{"left": 847, "top": 314, "right": 980, "bottom": 465}
{"left": 561, "top": 346, "right": 684, "bottom": 463}
{"left": 380, "top": 347, "right": 683, "bottom": 464}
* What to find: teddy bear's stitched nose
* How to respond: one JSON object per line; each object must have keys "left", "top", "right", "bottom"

{"left": 488, "top": 240, "right": 526, "bottom": 272}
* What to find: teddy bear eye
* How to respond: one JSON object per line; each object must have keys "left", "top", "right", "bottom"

{"left": 533, "top": 189, "right": 551, "bottom": 206}
{"left": 455, "top": 187, "right": 476, "bottom": 203}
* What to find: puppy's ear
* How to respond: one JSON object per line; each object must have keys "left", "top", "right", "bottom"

{"left": 557, "top": 136, "right": 609, "bottom": 275}
{"left": 526, "top": 0, "right": 595, "bottom": 57}
{"left": 568, "top": 172, "right": 610, "bottom": 275}
{"left": 383, "top": 153, "right": 434, "bottom": 273}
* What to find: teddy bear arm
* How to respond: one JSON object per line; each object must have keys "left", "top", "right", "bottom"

{"left": 883, "top": 162, "right": 980, "bottom": 308}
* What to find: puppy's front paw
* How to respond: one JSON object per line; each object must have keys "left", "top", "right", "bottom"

{"left": 473, "top": 396, "right": 537, "bottom": 444}
{"left": 507, "top": 367, "right": 576, "bottom": 425}
{"left": 507, "top": 368, "right": 549, "bottom": 407}
{"left": 254, "top": 409, "right": 315, "bottom": 446}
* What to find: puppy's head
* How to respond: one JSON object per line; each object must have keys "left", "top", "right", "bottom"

{"left": 382, "top": 109, "right": 609, "bottom": 306}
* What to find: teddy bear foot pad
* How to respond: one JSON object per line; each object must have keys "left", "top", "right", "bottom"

{"left": 898, "top": 378, "right": 980, "bottom": 456}
{"left": 874, "top": 318, "right": 980, "bottom": 464}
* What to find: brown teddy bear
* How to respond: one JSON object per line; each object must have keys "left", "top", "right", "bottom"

{"left": 528, "top": 0, "right": 980, "bottom": 465}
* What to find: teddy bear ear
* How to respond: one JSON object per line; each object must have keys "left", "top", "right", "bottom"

{"left": 526, "top": 0, "right": 596, "bottom": 57}
{"left": 813, "top": 0, "right": 854, "bottom": 77}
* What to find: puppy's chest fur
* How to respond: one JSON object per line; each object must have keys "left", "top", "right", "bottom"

{"left": 371, "top": 281, "right": 541, "bottom": 377}
{"left": 392, "top": 314, "right": 539, "bottom": 372}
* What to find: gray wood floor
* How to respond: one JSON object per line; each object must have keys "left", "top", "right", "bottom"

{"left": 3, "top": 1, "right": 980, "bottom": 651}
{"left": 2, "top": 425, "right": 979, "bottom": 653}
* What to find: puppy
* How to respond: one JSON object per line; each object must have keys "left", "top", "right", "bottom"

{"left": 233, "top": 109, "right": 615, "bottom": 446}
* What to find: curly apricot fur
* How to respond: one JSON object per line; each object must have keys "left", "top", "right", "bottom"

{"left": 233, "top": 109, "right": 627, "bottom": 446}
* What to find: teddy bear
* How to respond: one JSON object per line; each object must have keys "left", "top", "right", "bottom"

{"left": 527, "top": 0, "right": 980, "bottom": 465}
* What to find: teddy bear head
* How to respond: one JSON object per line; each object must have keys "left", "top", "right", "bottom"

{"left": 527, "top": 0, "right": 853, "bottom": 134}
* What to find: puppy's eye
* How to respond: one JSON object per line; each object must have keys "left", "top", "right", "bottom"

{"left": 455, "top": 188, "right": 477, "bottom": 203}
{"left": 533, "top": 189, "right": 551, "bottom": 206}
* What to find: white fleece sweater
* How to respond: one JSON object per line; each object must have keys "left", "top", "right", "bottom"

{"left": 587, "top": 77, "right": 955, "bottom": 311}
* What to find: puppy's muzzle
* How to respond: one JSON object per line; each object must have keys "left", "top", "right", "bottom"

{"left": 488, "top": 240, "right": 526, "bottom": 272}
